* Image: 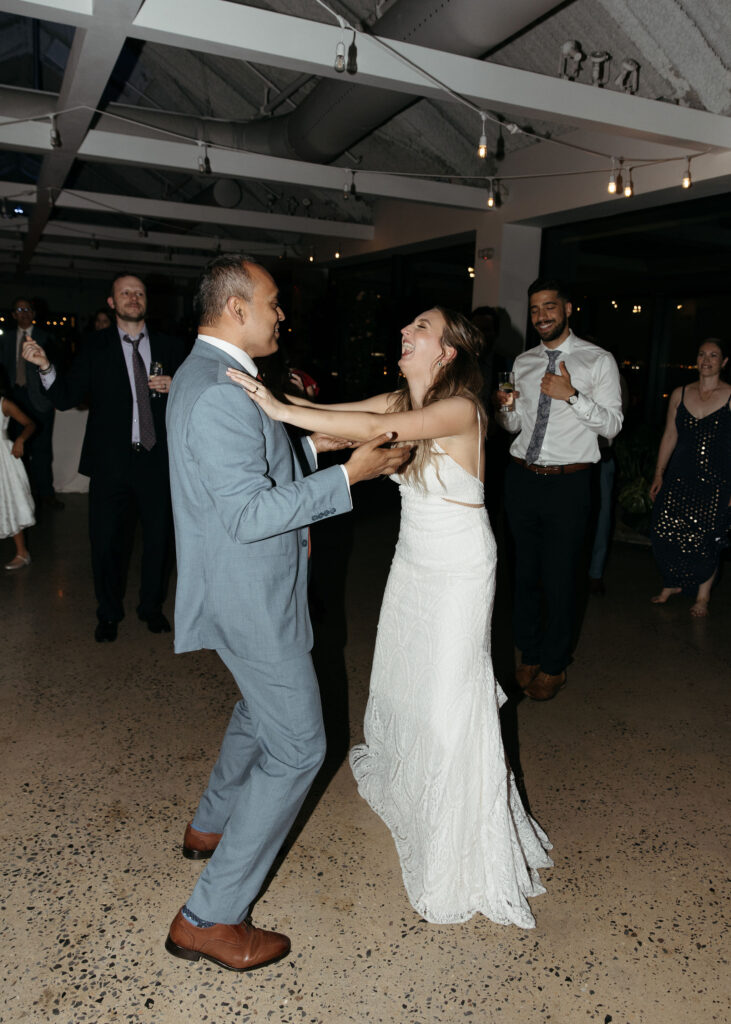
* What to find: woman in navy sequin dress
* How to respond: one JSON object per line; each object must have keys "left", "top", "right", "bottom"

{"left": 650, "top": 339, "right": 731, "bottom": 617}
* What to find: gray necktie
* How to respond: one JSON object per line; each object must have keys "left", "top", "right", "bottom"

{"left": 524, "top": 349, "right": 560, "bottom": 465}
{"left": 124, "top": 334, "right": 156, "bottom": 451}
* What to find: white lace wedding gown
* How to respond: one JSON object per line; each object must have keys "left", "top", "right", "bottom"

{"left": 0, "top": 407, "right": 35, "bottom": 539}
{"left": 350, "top": 433, "right": 552, "bottom": 926}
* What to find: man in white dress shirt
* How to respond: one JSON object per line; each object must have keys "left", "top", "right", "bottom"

{"left": 496, "top": 278, "right": 623, "bottom": 700}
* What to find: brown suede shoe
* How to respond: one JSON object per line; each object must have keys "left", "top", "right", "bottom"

{"left": 525, "top": 670, "right": 566, "bottom": 701}
{"left": 183, "top": 822, "right": 222, "bottom": 860}
{"left": 165, "top": 910, "right": 290, "bottom": 972}
{"left": 515, "top": 663, "right": 540, "bottom": 691}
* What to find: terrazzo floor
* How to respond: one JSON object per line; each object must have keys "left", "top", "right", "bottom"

{"left": 1, "top": 491, "right": 729, "bottom": 1024}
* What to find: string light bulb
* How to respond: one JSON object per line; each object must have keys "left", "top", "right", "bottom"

{"left": 682, "top": 158, "right": 692, "bottom": 189}
{"left": 623, "top": 170, "right": 634, "bottom": 198}
{"left": 477, "top": 112, "right": 487, "bottom": 160}
{"left": 486, "top": 179, "right": 496, "bottom": 208}
{"left": 346, "top": 31, "right": 358, "bottom": 74}
{"left": 138, "top": 217, "right": 148, "bottom": 238}
{"left": 198, "top": 142, "right": 211, "bottom": 175}
{"left": 607, "top": 158, "right": 617, "bottom": 194}
{"left": 49, "top": 114, "right": 61, "bottom": 148}
{"left": 334, "top": 39, "right": 346, "bottom": 72}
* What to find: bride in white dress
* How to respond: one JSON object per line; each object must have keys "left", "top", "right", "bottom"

{"left": 228, "top": 307, "right": 552, "bottom": 926}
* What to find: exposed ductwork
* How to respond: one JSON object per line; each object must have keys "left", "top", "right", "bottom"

{"left": 227, "top": 0, "right": 563, "bottom": 163}
{"left": 0, "top": 0, "right": 561, "bottom": 166}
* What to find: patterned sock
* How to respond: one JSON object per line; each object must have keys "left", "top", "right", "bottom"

{"left": 181, "top": 904, "right": 217, "bottom": 928}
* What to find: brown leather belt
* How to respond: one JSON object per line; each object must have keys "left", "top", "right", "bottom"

{"left": 511, "top": 456, "right": 591, "bottom": 476}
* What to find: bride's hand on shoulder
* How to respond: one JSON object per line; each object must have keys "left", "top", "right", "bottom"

{"left": 226, "top": 368, "right": 285, "bottom": 420}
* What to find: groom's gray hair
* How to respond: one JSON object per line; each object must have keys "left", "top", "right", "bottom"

{"left": 195, "top": 254, "right": 260, "bottom": 324}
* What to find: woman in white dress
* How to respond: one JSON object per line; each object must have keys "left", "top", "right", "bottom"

{"left": 0, "top": 386, "right": 36, "bottom": 570}
{"left": 227, "top": 307, "right": 552, "bottom": 926}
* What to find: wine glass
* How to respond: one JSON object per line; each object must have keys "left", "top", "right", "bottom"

{"left": 149, "top": 361, "right": 163, "bottom": 399}
{"left": 498, "top": 371, "right": 515, "bottom": 408}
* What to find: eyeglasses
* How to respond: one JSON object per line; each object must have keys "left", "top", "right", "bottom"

{"left": 13, "top": 306, "right": 32, "bottom": 313}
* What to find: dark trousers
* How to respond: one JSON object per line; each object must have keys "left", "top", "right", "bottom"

{"left": 88, "top": 446, "right": 172, "bottom": 623}
{"left": 9, "top": 385, "right": 56, "bottom": 498}
{"left": 504, "top": 460, "right": 591, "bottom": 674}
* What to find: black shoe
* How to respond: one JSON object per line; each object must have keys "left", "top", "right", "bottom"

{"left": 95, "top": 620, "right": 118, "bottom": 642}
{"left": 138, "top": 610, "right": 171, "bottom": 633}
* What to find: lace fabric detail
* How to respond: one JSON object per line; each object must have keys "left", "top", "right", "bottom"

{"left": 350, "top": 454, "right": 552, "bottom": 926}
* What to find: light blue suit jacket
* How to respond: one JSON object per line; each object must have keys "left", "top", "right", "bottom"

{"left": 166, "top": 339, "right": 352, "bottom": 659}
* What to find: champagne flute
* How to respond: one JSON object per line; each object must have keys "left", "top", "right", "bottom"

{"left": 149, "top": 361, "right": 163, "bottom": 399}
{"left": 498, "top": 371, "right": 515, "bottom": 408}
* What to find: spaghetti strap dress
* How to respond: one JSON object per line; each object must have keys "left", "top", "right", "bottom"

{"left": 651, "top": 389, "right": 731, "bottom": 590}
{"left": 350, "top": 417, "right": 552, "bottom": 926}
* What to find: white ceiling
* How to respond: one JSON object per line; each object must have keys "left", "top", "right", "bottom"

{"left": 0, "top": 0, "right": 729, "bottom": 279}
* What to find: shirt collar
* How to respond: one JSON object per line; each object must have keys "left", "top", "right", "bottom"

{"left": 118, "top": 325, "right": 146, "bottom": 344}
{"left": 540, "top": 329, "right": 575, "bottom": 358}
{"left": 197, "top": 334, "right": 258, "bottom": 377}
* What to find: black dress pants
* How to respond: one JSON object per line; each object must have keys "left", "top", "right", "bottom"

{"left": 504, "top": 460, "right": 591, "bottom": 675}
{"left": 88, "top": 445, "right": 172, "bottom": 623}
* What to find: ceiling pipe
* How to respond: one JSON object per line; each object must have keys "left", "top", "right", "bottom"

{"left": 238, "top": 0, "right": 562, "bottom": 163}
{"left": 0, "top": 1, "right": 560, "bottom": 165}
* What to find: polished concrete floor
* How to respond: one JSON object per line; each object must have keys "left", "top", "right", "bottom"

{"left": 2, "top": 490, "right": 729, "bottom": 1024}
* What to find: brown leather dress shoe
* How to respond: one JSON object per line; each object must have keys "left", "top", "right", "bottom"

{"left": 525, "top": 670, "right": 566, "bottom": 701}
{"left": 515, "top": 663, "right": 540, "bottom": 691}
{"left": 183, "top": 821, "right": 222, "bottom": 860}
{"left": 165, "top": 910, "right": 291, "bottom": 972}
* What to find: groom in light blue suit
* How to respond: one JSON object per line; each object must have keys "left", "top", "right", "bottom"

{"left": 164, "top": 255, "right": 408, "bottom": 972}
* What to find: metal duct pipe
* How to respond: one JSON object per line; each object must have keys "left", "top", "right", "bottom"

{"left": 238, "top": 0, "right": 562, "bottom": 163}
{"left": 0, "top": 1, "right": 559, "bottom": 163}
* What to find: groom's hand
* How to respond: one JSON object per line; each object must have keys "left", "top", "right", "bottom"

{"left": 345, "top": 433, "right": 412, "bottom": 484}
{"left": 310, "top": 432, "right": 354, "bottom": 454}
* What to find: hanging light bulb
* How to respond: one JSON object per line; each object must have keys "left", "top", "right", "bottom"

{"left": 682, "top": 158, "right": 692, "bottom": 189}
{"left": 138, "top": 217, "right": 148, "bottom": 238}
{"left": 477, "top": 112, "right": 488, "bottom": 159}
{"left": 607, "top": 158, "right": 617, "bottom": 194}
{"left": 346, "top": 31, "right": 358, "bottom": 74}
{"left": 623, "top": 170, "right": 634, "bottom": 198}
{"left": 486, "top": 179, "right": 496, "bottom": 209}
{"left": 49, "top": 114, "right": 61, "bottom": 148}
{"left": 349, "top": 170, "right": 356, "bottom": 198}
{"left": 334, "top": 39, "right": 346, "bottom": 72}
{"left": 334, "top": 250, "right": 341, "bottom": 259}
{"left": 198, "top": 142, "right": 211, "bottom": 175}
{"left": 343, "top": 169, "right": 350, "bottom": 200}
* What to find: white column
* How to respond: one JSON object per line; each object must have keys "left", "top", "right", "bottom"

{"left": 497, "top": 223, "right": 542, "bottom": 358}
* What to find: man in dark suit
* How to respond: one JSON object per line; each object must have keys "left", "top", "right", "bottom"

{"left": 23, "top": 273, "right": 185, "bottom": 642}
{"left": 1, "top": 296, "right": 62, "bottom": 507}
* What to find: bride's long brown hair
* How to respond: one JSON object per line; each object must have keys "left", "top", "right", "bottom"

{"left": 387, "top": 306, "right": 485, "bottom": 486}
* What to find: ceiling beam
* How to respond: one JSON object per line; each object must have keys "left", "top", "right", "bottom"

{"left": 0, "top": 181, "right": 376, "bottom": 239}
{"left": 17, "top": 0, "right": 144, "bottom": 273}
{"left": 3, "top": 0, "right": 729, "bottom": 150}
{"left": 0, "top": 117, "right": 489, "bottom": 209}
{"left": 1, "top": 218, "right": 287, "bottom": 254}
